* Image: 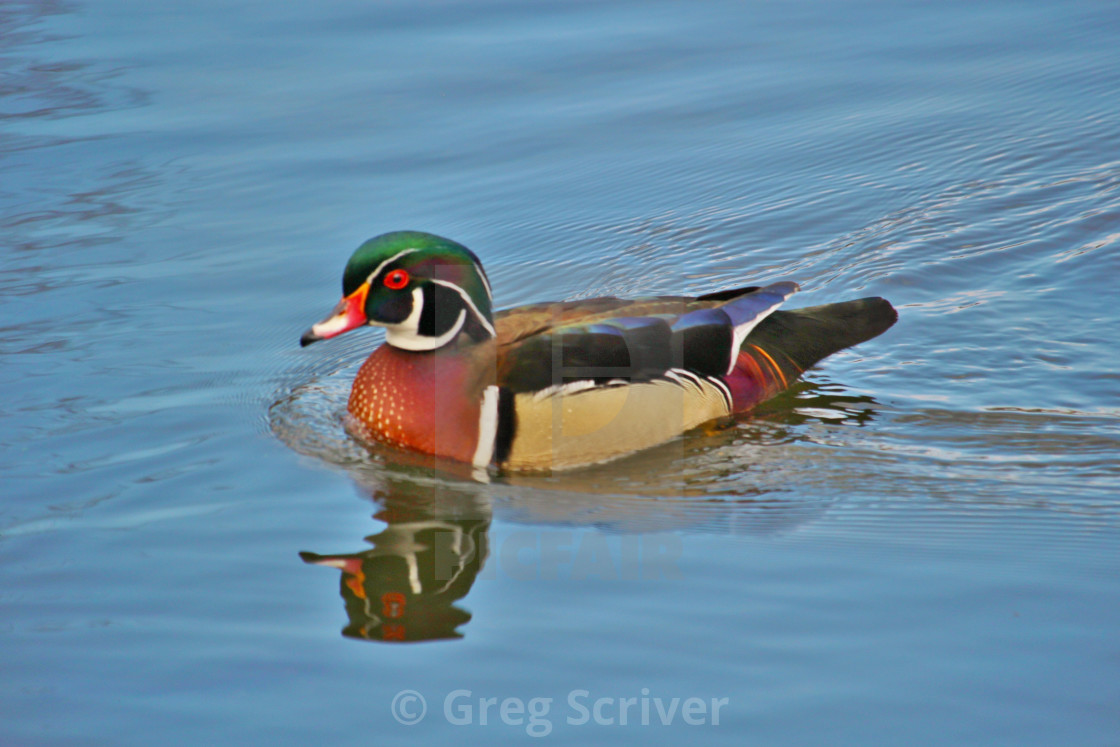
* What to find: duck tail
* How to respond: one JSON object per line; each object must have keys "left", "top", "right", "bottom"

{"left": 739, "top": 297, "right": 898, "bottom": 391}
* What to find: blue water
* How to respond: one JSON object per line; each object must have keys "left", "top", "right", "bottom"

{"left": 3, "top": 0, "right": 1119, "bottom": 744}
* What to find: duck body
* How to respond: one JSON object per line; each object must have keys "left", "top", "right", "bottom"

{"left": 301, "top": 231, "right": 897, "bottom": 472}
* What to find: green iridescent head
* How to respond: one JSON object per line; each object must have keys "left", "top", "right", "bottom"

{"left": 301, "top": 231, "right": 496, "bottom": 351}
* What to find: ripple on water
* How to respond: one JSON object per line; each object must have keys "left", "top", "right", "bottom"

{"left": 270, "top": 354, "right": 1120, "bottom": 551}
{"left": 269, "top": 146, "right": 1120, "bottom": 544}
{"left": 272, "top": 338, "right": 915, "bottom": 538}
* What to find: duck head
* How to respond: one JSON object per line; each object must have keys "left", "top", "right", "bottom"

{"left": 300, "top": 231, "right": 496, "bottom": 351}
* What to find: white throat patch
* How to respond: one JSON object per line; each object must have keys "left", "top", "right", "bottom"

{"left": 381, "top": 287, "right": 468, "bottom": 351}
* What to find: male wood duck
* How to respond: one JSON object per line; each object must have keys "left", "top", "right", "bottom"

{"left": 301, "top": 231, "right": 897, "bottom": 472}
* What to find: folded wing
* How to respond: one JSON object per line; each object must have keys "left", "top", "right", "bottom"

{"left": 497, "top": 282, "right": 799, "bottom": 393}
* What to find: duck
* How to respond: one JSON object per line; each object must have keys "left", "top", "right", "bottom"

{"left": 300, "top": 231, "right": 897, "bottom": 472}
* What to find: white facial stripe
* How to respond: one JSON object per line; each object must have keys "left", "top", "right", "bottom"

{"left": 363, "top": 246, "right": 494, "bottom": 343}
{"left": 429, "top": 278, "right": 497, "bottom": 339}
{"left": 384, "top": 311, "right": 466, "bottom": 350}
{"left": 377, "top": 286, "right": 422, "bottom": 348}
{"left": 472, "top": 385, "right": 499, "bottom": 468}
{"left": 384, "top": 290, "right": 468, "bottom": 351}
{"left": 389, "top": 286, "right": 425, "bottom": 330}
{"left": 364, "top": 248, "right": 420, "bottom": 286}
{"left": 474, "top": 261, "right": 493, "bottom": 302}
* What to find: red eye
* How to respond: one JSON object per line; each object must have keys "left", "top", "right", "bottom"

{"left": 383, "top": 269, "right": 410, "bottom": 290}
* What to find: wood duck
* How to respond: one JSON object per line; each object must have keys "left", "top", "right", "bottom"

{"left": 300, "top": 231, "right": 897, "bottom": 472}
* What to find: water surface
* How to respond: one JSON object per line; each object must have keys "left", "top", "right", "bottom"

{"left": 2, "top": 1, "right": 1119, "bottom": 744}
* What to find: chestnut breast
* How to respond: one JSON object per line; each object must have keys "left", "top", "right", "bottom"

{"left": 348, "top": 341, "right": 496, "bottom": 463}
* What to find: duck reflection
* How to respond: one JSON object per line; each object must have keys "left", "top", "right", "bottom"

{"left": 295, "top": 382, "right": 884, "bottom": 643}
{"left": 301, "top": 479, "right": 490, "bottom": 643}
